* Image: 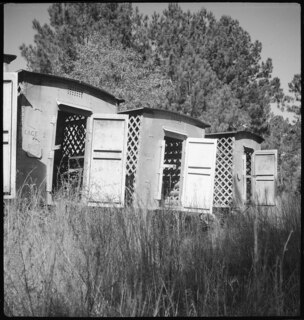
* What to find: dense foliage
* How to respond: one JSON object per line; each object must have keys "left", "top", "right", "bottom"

{"left": 263, "top": 74, "right": 301, "bottom": 193}
{"left": 20, "top": 3, "right": 300, "bottom": 192}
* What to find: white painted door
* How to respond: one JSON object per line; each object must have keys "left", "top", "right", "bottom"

{"left": 252, "top": 150, "right": 277, "bottom": 205}
{"left": 181, "top": 138, "right": 217, "bottom": 213}
{"left": 3, "top": 73, "right": 18, "bottom": 199}
{"left": 83, "top": 114, "right": 128, "bottom": 206}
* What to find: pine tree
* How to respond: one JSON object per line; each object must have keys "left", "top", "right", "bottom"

{"left": 263, "top": 74, "right": 301, "bottom": 194}
{"left": 20, "top": 3, "right": 133, "bottom": 74}
{"left": 138, "top": 4, "right": 282, "bottom": 135}
{"left": 66, "top": 33, "right": 173, "bottom": 111}
{"left": 20, "top": 3, "right": 285, "bottom": 137}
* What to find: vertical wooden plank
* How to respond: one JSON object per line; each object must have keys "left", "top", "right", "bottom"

{"left": 242, "top": 154, "right": 246, "bottom": 203}
{"left": 3, "top": 82, "right": 12, "bottom": 193}
{"left": 82, "top": 116, "right": 92, "bottom": 199}
{"left": 3, "top": 72, "right": 18, "bottom": 199}
{"left": 46, "top": 115, "right": 58, "bottom": 197}
{"left": 155, "top": 140, "right": 165, "bottom": 200}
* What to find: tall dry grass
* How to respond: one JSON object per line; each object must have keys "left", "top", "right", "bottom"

{"left": 4, "top": 183, "right": 301, "bottom": 316}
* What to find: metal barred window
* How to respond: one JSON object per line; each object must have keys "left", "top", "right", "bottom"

{"left": 67, "top": 86, "right": 83, "bottom": 98}
{"left": 213, "top": 136, "right": 234, "bottom": 207}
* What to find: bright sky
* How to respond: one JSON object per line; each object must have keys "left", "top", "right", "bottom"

{"left": 4, "top": 3, "right": 301, "bottom": 120}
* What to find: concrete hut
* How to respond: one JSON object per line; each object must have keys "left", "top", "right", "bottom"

{"left": 205, "top": 131, "right": 278, "bottom": 208}
{"left": 119, "top": 107, "right": 217, "bottom": 213}
{"left": 3, "top": 55, "right": 129, "bottom": 206}
{"left": 4, "top": 54, "right": 277, "bottom": 212}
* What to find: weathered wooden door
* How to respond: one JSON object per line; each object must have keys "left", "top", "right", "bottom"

{"left": 252, "top": 150, "right": 277, "bottom": 205}
{"left": 181, "top": 138, "right": 217, "bottom": 213}
{"left": 83, "top": 114, "right": 128, "bottom": 206}
{"left": 3, "top": 73, "right": 18, "bottom": 199}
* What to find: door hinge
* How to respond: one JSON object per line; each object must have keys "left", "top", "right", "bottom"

{"left": 48, "top": 150, "right": 54, "bottom": 159}
{"left": 52, "top": 144, "right": 61, "bottom": 151}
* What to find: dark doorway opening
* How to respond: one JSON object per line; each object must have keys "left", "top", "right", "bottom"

{"left": 244, "top": 147, "right": 254, "bottom": 203}
{"left": 52, "top": 111, "right": 87, "bottom": 194}
{"left": 161, "top": 136, "right": 183, "bottom": 207}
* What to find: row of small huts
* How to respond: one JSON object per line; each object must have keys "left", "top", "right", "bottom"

{"left": 3, "top": 54, "right": 277, "bottom": 213}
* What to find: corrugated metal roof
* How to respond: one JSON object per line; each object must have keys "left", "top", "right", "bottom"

{"left": 205, "top": 130, "right": 264, "bottom": 143}
{"left": 119, "top": 107, "right": 210, "bottom": 128}
{"left": 17, "top": 69, "right": 125, "bottom": 105}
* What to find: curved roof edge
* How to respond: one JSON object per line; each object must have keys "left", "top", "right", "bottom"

{"left": 17, "top": 69, "right": 125, "bottom": 105}
{"left": 118, "top": 107, "right": 210, "bottom": 128}
{"left": 205, "top": 130, "right": 264, "bottom": 143}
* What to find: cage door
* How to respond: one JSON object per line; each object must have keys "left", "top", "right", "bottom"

{"left": 252, "top": 150, "right": 277, "bottom": 206}
{"left": 83, "top": 114, "right": 128, "bottom": 207}
{"left": 3, "top": 73, "right": 18, "bottom": 199}
{"left": 243, "top": 147, "right": 254, "bottom": 204}
{"left": 181, "top": 138, "right": 217, "bottom": 213}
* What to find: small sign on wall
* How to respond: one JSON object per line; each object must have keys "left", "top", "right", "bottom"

{"left": 22, "top": 106, "right": 42, "bottom": 158}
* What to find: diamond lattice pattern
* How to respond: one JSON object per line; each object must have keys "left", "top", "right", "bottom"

{"left": 244, "top": 148, "right": 254, "bottom": 201}
{"left": 163, "top": 137, "right": 182, "bottom": 207}
{"left": 62, "top": 114, "right": 86, "bottom": 158}
{"left": 213, "top": 136, "right": 234, "bottom": 207}
{"left": 55, "top": 114, "right": 87, "bottom": 190}
{"left": 125, "top": 114, "right": 142, "bottom": 205}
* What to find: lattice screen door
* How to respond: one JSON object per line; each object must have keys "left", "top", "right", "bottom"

{"left": 243, "top": 147, "right": 254, "bottom": 204}
{"left": 125, "top": 114, "right": 142, "bottom": 205}
{"left": 213, "top": 136, "right": 234, "bottom": 207}
{"left": 51, "top": 111, "right": 87, "bottom": 193}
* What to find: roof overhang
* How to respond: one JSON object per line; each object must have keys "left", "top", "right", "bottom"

{"left": 17, "top": 69, "right": 125, "bottom": 106}
{"left": 205, "top": 130, "right": 264, "bottom": 143}
{"left": 119, "top": 107, "right": 210, "bottom": 129}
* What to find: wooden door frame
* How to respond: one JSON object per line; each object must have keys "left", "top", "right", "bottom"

{"left": 3, "top": 72, "right": 18, "bottom": 199}
{"left": 46, "top": 103, "right": 92, "bottom": 204}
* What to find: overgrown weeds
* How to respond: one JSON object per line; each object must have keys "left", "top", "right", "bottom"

{"left": 4, "top": 186, "right": 301, "bottom": 316}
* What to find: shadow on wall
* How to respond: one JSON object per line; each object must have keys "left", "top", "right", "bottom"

{"left": 233, "top": 174, "right": 243, "bottom": 209}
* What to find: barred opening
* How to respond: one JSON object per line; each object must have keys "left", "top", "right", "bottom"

{"left": 162, "top": 136, "right": 183, "bottom": 207}
{"left": 52, "top": 111, "right": 87, "bottom": 193}
{"left": 244, "top": 147, "right": 254, "bottom": 203}
{"left": 67, "top": 86, "right": 83, "bottom": 98}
